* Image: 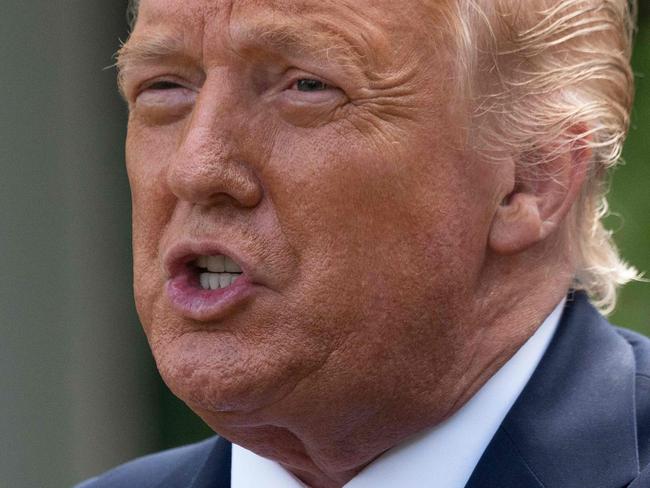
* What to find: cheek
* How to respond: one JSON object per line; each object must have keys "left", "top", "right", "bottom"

{"left": 264, "top": 128, "right": 482, "bottom": 333}
{"left": 269, "top": 125, "right": 483, "bottom": 274}
{"left": 126, "top": 125, "right": 178, "bottom": 326}
{"left": 148, "top": 283, "right": 349, "bottom": 413}
{"left": 126, "top": 122, "right": 179, "bottom": 244}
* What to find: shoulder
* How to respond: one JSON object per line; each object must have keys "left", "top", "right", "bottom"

{"left": 74, "top": 437, "right": 219, "bottom": 488}
{"left": 615, "top": 326, "right": 650, "bottom": 378}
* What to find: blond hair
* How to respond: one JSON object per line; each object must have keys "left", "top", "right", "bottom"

{"left": 447, "top": 0, "right": 640, "bottom": 314}
{"left": 124, "top": 0, "right": 640, "bottom": 313}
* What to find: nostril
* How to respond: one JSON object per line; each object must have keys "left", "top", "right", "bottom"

{"left": 210, "top": 192, "right": 240, "bottom": 208}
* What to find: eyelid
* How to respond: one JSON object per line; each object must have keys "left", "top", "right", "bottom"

{"left": 138, "top": 76, "right": 190, "bottom": 94}
{"left": 283, "top": 69, "right": 339, "bottom": 91}
{"left": 145, "top": 80, "right": 184, "bottom": 90}
{"left": 131, "top": 75, "right": 198, "bottom": 122}
{"left": 288, "top": 79, "right": 332, "bottom": 92}
{"left": 125, "top": 71, "right": 200, "bottom": 104}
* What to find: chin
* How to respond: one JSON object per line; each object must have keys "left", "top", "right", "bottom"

{"left": 150, "top": 328, "right": 307, "bottom": 415}
{"left": 164, "top": 370, "right": 270, "bottom": 414}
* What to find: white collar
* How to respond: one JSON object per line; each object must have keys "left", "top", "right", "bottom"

{"left": 231, "top": 299, "right": 565, "bottom": 488}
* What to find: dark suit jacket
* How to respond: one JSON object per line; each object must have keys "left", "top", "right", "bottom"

{"left": 76, "top": 292, "right": 650, "bottom": 487}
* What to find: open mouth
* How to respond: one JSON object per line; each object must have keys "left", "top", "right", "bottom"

{"left": 164, "top": 245, "right": 256, "bottom": 321}
{"left": 191, "top": 255, "right": 244, "bottom": 291}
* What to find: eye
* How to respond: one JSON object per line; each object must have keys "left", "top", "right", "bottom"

{"left": 291, "top": 79, "right": 331, "bottom": 92}
{"left": 134, "top": 78, "right": 193, "bottom": 102}
{"left": 146, "top": 80, "right": 183, "bottom": 91}
{"left": 140, "top": 80, "right": 185, "bottom": 93}
{"left": 132, "top": 78, "right": 196, "bottom": 122}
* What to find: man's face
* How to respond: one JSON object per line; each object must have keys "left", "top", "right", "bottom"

{"left": 122, "top": 0, "right": 502, "bottom": 424}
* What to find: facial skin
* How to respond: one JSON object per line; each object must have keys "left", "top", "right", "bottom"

{"left": 119, "top": 1, "right": 586, "bottom": 486}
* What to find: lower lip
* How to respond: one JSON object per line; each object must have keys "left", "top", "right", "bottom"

{"left": 165, "top": 266, "right": 256, "bottom": 321}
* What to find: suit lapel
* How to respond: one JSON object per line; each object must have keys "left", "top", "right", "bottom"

{"left": 464, "top": 427, "right": 545, "bottom": 488}
{"left": 151, "top": 437, "right": 232, "bottom": 488}
{"left": 189, "top": 437, "right": 232, "bottom": 488}
{"left": 628, "top": 465, "right": 650, "bottom": 488}
{"left": 466, "top": 292, "right": 639, "bottom": 488}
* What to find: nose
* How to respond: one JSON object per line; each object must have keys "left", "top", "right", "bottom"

{"left": 166, "top": 88, "right": 263, "bottom": 209}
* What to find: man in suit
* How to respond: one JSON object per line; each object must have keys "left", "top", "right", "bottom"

{"left": 79, "top": 0, "right": 646, "bottom": 486}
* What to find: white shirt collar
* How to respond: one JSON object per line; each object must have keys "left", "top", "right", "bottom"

{"left": 231, "top": 299, "right": 565, "bottom": 488}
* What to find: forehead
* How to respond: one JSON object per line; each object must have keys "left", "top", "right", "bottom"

{"left": 137, "top": 0, "right": 432, "bottom": 27}
{"left": 133, "top": 0, "right": 450, "bottom": 65}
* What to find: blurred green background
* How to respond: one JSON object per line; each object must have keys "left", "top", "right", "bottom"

{"left": 607, "top": 2, "right": 650, "bottom": 336}
{"left": 0, "top": 2, "right": 647, "bottom": 487}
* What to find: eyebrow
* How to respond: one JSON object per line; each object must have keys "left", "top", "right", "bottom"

{"left": 117, "top": 33, "right": 187, "bottom": 66}
{"left": 116, "top": 17, "right": 367, "bottom": 84}
{"left": 116, "top": 32, "right": 190, "bottom": 92}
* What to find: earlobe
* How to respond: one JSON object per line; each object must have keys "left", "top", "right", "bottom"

{"left": 488, "top": 128, "right": 591, "bottom": 256}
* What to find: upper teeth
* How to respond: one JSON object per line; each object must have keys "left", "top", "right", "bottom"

{"left": 199, "top": 272, "right": 240, "bottom": 290}
{"left": 196, "top": 255, "right": 243, "bottom": 290}
{"left": 196, "top": 255, "right": 242, "bottom": 273}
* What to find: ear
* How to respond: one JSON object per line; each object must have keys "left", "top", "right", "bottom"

{"left": 488, "top": 129, "right": 591, "bottom": 256}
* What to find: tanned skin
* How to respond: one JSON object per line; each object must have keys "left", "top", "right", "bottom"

{"left": 118, "top": 1, "right": 587, "bottom": 486}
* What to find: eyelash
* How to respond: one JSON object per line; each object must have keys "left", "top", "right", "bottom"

{"left": 146, "top": 80, "right": 182, "bottom": 91}
{"left": 289, "top": 79, "right": 331, "bottom": 92}
{"left": 134, "top": 72, "right": 339, "bottom": 104}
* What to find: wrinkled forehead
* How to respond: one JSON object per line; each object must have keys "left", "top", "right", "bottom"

{"left": 133, "top": 0, "right": 453, "bottom": 64}
{"left": 136, "top": 0, "right": 439, "bottom": 26}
